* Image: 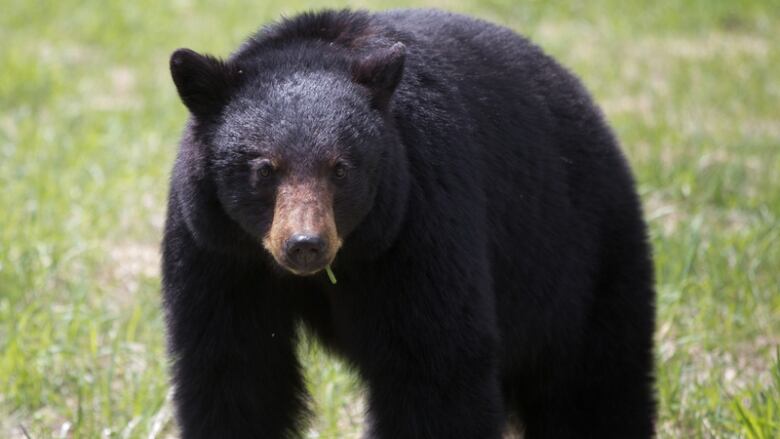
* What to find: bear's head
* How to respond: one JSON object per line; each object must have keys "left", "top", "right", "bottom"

{"left": 169, "top": 41, "right": 408, "bottom": 276}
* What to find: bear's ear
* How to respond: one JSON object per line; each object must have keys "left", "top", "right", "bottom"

{"left": 170, "top": 48, "right": 238, "bottom": 118}
{"left": 351, "top": 42, "right": 406, "bottom": 109}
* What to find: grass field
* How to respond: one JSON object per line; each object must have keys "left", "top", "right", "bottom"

{"left": 1, "top": 0, "right": 779, "bottom": 437}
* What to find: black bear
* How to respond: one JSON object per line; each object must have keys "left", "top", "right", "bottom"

{"left": 163, "top": 8, "right": 656, "bottom": 439}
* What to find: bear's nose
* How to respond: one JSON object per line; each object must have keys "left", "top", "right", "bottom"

{"left": 284, "top": 233, "right": 326, "bottom": 272}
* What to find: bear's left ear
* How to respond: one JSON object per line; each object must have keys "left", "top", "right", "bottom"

{"left": 170, "top": 48, "right": 239, "bottom": 118}
{"left": 351, "top": 42, "right": 406, "bottom": 109}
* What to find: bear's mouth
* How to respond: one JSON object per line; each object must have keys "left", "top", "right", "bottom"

{"left": 271, "top": 246, "right": 340, "bottom": 277}
{"left": 262, "top": 228, "right": 342, "bottom": 277}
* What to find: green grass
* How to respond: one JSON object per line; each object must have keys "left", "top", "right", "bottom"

{"left": 2, "top": 0, "right": 779, "bottom": 437}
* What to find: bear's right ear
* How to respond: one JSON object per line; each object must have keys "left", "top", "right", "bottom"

{"left": 170, "top": 48, "right": 238, "bottom": 118}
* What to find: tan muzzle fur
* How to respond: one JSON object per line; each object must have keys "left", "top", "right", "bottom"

{"left": 263, "top": 180, "right": 341, "bottom": 274}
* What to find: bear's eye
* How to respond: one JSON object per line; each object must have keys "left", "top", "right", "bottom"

{"left": 333, "top": 162, "right": 348, "bottom": 180}
{"left": 256, "top": 160, "right": 275, "bottom": 179}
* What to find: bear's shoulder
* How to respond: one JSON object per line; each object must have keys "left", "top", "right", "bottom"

{"left": 229, "top": 9, "right": 514, "bottom": 61}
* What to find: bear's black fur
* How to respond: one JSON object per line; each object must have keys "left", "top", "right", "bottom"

{"left": 163, "top": 9, "right": 656, "bottom": 438}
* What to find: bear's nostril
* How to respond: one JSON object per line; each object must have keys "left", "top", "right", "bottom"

{"left": 284, "top": 234, "right": 326, "bottom": 269}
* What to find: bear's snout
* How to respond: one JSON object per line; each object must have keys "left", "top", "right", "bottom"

{"left": 284, "top": 233, "right": 327, "bottom": 272}
{"left": 263, "top": 180, "right": 342, "bottom": 275}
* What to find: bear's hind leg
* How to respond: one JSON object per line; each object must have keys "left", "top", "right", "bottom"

{"left": 522, "top": 256, "right": 656, "bottom": 438}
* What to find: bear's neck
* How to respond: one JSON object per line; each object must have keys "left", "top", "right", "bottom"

{"left": 339, "top": 132, "right": 409, "bottom": 265}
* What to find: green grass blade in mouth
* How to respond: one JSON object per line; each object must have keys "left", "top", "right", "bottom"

{"left": 325, "top": 265, "right": 337, "bottom": 285}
